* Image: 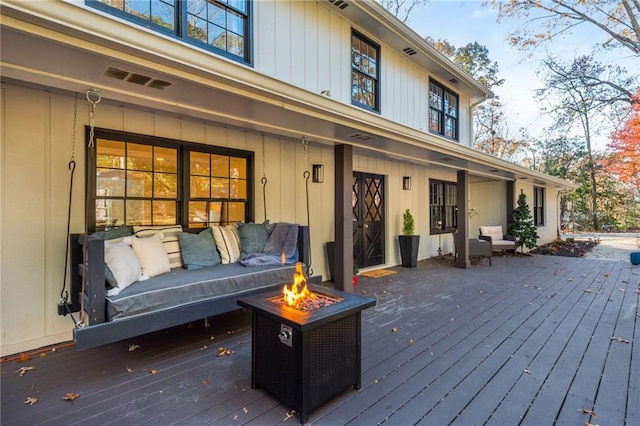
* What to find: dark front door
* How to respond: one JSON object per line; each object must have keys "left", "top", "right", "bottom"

{"left": 352, "top": 172, "right": 385, "bottom": 268}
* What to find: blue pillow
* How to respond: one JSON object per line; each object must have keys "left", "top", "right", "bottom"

{"left": 178, "top": 229, "right": 221, "bottom": 269}
{"left": 238, "top": 222, "right": 270, "bottom": 256}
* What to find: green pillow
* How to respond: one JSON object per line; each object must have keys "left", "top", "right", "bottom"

{"left": 178, "top": 229, "right": 221, "bottom": 269}
{"left": 238, "top": 222, "right": 270, "bottom": 256}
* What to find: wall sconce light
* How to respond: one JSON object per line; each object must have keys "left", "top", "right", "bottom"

{"left": 402, "top": 176, "right": 411, "bottom": 190}
{"left": 312, "top": 164, "right": 324, "bottom": 183}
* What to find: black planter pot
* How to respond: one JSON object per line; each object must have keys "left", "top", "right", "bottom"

{"left": 399, "top": 235, "right": 420, "bottom": 268}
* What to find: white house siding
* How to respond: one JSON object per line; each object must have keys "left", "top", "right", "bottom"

{"left": 254, "top": 0, "right": 472, "bottom": 146}
{"left": 0, "top": 81, "right": 504, "bottom": 355}
{"left": 515, "top": 182, "right": 560, "bottom": 247}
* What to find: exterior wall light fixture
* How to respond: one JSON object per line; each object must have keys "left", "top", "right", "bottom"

{"left": 402, "top": 176, "right": 411, "bottom": 190}
{"left": 312, "top": 164, "right": 324, "bottom": 183}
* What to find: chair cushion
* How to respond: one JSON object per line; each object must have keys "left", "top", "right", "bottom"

{"left": 479, "top": 226, "right": 504, "bottom": 239}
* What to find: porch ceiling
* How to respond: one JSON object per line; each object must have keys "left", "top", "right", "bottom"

{"left": 0, "top": 10, "right": 573, "bottom": 190}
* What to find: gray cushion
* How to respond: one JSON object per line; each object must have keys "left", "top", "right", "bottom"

{"left": 178, "top": 228, "right": 221, "bottom": 269}
{"left": 92, "top": 226, "right": 133, "bottom": 241}
{"left": 238, "top": 222, "right": 270, "bottom": 256}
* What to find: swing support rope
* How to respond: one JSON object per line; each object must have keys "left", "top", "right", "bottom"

{"left": 301, "top": 136, "right": 313, "bottom": 276}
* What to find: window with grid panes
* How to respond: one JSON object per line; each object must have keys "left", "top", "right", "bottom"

{"left": 429, "top": 79, "right": 458, "bottom": 140}
{"left": 89, "top": 0, "right": 251, "bottom": 63}
{"left": 429, "top": 179, "right": 457, "bottom": 234}
{"left": 89, "top": 128, "right": 252, "bottom": 230}
{"left": 351, "top": 30, "right": 380, "bottom": 112}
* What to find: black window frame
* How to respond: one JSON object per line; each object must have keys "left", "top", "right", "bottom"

{"left": 87, "top": 127, "right": 254, "bottom": 232}
{"left": 429, "top": 179, "right": 457, "bottom": 234}
{"left": 534, "top": 186, "right": 545, "bottom": 226}
{"left": 87, "top": 0, "right": 253, "bottom": 64}
{"left": 429, "top": 79, "right": 459, "bottom": 141}
{"left": 351, "top": 29, "right": 380, "bottom": 113}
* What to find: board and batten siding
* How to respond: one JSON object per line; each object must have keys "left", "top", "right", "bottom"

{"left": 0, "top": 84, "right": 331, "bottom": 355}
{"left": 253, "top": 0, "right": 473, "bottom": 147}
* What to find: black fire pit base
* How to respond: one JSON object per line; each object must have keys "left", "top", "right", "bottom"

{"left": 238, "top": 284, "right": 375, "bottom": 424}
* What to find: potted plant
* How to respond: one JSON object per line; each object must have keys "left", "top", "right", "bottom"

{"left": 352, "top": 262, "right": 359, "bottom": 286}
{"left": 399, "top": 209, "right": 420, "bottom": 267}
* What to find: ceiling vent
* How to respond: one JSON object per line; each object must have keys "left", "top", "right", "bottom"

{"left": 328, "top": 0, "right": 349, "bottom": 10}
{"left": 402, "top": 47, "right": 417, "bottom": 56}
{"left": 349, "top": 132, "right": 376, "bottom": 141}
{"left": 104, "top": 66, "right": 173, "bottom": 90}
{"left": 448, "top": 78, "right": 460, "bottom": 85}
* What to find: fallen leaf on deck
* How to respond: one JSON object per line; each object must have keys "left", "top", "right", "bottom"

{"left": 610, "top": 336, "right": 630, "bottom": 344}
{"left": 201, "top": 345, "right": 207, "bottom": 350}
{"left": 584, "top": 289, "right": 593, "bottom": 293}
{"left": 243, "top": 407, "right": 248, "bottom": 413}
{"left": 24, "top": 396, "right": 38, "bottom": 405}
{"left": 63, "top": 393, "right": 80, "bottom": 401}
{"left": 126, "top": 367, "right": 133, "bottom": 373}
{"left": 217, "top": 347, "right": 234, "bottom": 357}
{"left": 391, "top": 327, "right": 398, "bottom": 332}
{"left": 409, "top": 339, "right": 415, "bottom": 345}
{"left": 523, "top": 368, "right": 531, "bottom": 374}
{"left": 18, "top": 354, "right": 32, "bottom": 363}
{"left": 603, "top": 273, "right": 609, "bottom": 277}
{"left": 619, "top": 288, "right": 626, "bottom": 292}
{"left": 202, "top": 379, "right": 209, "bottom": 385}
{"left": 585, "top": 423, "right": 599, "bottom": 426}
{"left": 128, "top": 344, "right": 141, "bottom": 352}
{"left": 149, "top": 369, "right": 159, "bottom": 375}
{"left": 15, "top": 366, "right": 36, "bottom": 376}
{"left": 581, "top": 407, "right": 597, "bottom": 417}
{"left": 567, "top": 278, "right": 573, "bottom": 282}
{"left": 635, "top": 288, "right": 640, "bottom": 294}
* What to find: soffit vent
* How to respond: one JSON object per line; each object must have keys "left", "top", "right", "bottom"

{"left": 104, "top": 66, "right": 173, "bottom": 90}
{"left": 440, "top": 156, "right": 454, "bottom": 162}
{"left": 349, "top": 132, "right": 376, "bottom": 141}
{"left": 403, "top": 47, "right": 417, "bottom": 56}
{"left": 328, "top": 0, "right": 349, "bottom": 10}
{"left": 449, "top": 78, "right": 460, "bottom": 85}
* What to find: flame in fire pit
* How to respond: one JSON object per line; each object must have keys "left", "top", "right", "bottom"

{"left": 282, "top": 262, "right": 316, "bottom": 309}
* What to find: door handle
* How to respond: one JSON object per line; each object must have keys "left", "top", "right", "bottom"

{"left": 363, "top": 224, "right": 369, "bottom": 228}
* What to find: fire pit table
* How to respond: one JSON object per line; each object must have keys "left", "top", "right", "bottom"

{"left": 238, "top": 283, "right": 375, "bottom": 424}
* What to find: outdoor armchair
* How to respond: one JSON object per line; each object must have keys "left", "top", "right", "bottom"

{"left": 478, "top": 226, "right": 516, "bottom": 254}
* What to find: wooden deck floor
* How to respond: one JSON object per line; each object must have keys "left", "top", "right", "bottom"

{"left": 2, "top": 254, "right": 639, "bottom": 425}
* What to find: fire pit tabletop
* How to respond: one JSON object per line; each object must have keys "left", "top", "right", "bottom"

{"left": 238, "top": 284, "right": 376, "bottom": 332}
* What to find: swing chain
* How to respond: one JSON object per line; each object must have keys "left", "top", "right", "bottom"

{"left": 86, "top": 89, "right": 101, "bottom": 149}
{"left": 301, "top": 136, "right": 313, "bottom": 276}
{"left": 61, "top": 93, "right": 79, "bottom": 307}
{"left": 261, "top": 133, "right": 268, "bottom": 220}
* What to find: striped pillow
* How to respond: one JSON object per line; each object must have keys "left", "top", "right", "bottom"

{"left": 211, "top": 224, "right": 241, "bottom": 264}
{"left": 132, "top": 225, "right": 183, "bottom": 269}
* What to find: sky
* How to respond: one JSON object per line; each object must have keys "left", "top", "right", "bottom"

{"left": 403, "top": 0, "right": 638, "bottom": 151}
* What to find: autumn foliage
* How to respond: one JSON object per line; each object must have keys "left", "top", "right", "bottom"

{"left": 608, "top": 90, "right": 640, "bottom": 188}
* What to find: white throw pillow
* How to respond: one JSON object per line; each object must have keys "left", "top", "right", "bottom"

{"left": 211, "top": 224, "right": 241, "bottom": 264}
{"left": 133, "top": 225, "right": 183, "bottom": 269}
{"left": 125, "top": 233, "right": 171, "bottom": 277}
{"left": 104, "top": 241, "right": 143, "bottom": 290}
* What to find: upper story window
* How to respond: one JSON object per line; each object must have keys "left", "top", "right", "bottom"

{"left": 89, "top": 0, "right": 251, "bottom": 63}
{"left": 90, "top": 128, "right": 252, "bottom": 231}
{"left": 351, "top": 30, "right": 380, "bottom": 112}
{"left": 429, "top": 79, "right": 458, "bottom": 140}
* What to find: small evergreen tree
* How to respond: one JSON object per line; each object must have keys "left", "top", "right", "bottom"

{"left": 510, "top": 190, "right": 539, "bottom": 253}
{"left": 402, "top": 209, "right": 415, "bottom": 235}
